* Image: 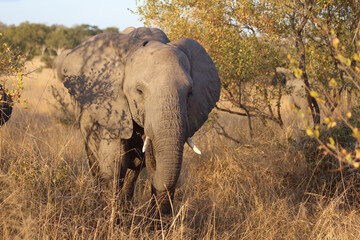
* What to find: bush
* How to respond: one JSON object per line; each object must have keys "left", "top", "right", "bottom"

{"left": 40, "top": 52, "right": 54, "bottom": 68}
{"left": 0, "top": 32, "right": 25, "bottom": 104}
{"left": 297, "top": 107, "right": 360, "bottom": 201}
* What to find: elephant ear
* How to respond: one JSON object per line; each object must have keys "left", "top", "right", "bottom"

{"left": 169, "top": 38, "right": 221, "bottom": 137}
{"left": 62, "top": 32, "right": 144, "bottom": 139}
{"left": 122, "top": 27, "right": 170, "bottom": 43}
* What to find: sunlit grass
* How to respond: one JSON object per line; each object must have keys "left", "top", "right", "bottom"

{"left": 0, "top": 61, "right": 360, "bottom": 239}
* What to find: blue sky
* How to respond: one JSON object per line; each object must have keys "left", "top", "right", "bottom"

{"left": 0, "top": 0, "right": 143, "bottom": 30}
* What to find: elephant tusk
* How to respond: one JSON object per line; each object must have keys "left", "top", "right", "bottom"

{"left": 142, "top": 137, "right": 150, "bottom": 153}
{"left": 186, "top": 138, "right": 202, "bottom": 155}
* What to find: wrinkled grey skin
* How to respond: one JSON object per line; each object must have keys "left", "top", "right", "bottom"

{"left": 54, "top": 49, "right": 72, "bottom": 82}
{"left": 60, "top": 27, "right": 220, "bottom": 214}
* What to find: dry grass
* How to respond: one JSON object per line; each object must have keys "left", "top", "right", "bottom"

{"left": 0, "top": 62, "right": 360, "bottom": 239}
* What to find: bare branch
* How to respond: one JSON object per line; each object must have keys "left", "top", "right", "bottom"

{"left": 215, "top": 105, "right": 249, "bottom": 117}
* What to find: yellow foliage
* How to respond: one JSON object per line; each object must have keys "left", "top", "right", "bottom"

{"left": 0, "top": 33, "right": 25, "bottom": 103}
{"left": 306, "top": 126, "right": 313, "bottom": 137}
{"left": 356, "top": 149, "right": 360, "bottom": 159}
{"left": 354, "top": 53, "right": 360, "bottom": 62}
{"left": 327, "top": 137, "right": 336, "bottom": 150}
{"left": 353, "top": 128, "right": 360, "bottom": 138}
{"left": 329, "top": 121, "right": 337, "bottom": 128}
{"left": 310, "top": 91, "right": 318, "bottom": 97}
{"left": 294, "top": 68, "right": 302, "bottom": 79}
{"left": 329, "top": 78, "right": 337, "bottom": 87}
{"left": 345, "top": 154, "right": 353, "bottom": 162}
{"left": 332, "top": 37, "right": 339, "bottom": 49}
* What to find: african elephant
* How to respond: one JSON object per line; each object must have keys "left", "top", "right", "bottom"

{"left": 54, "top": 49, "right": 72, "bottom": 81}
{"left": 274, "top": 67, "right": 309, "bottom": 119}
{"left": 0, "top": 84, "right": 12, "bottom": 125}
{"left": 60, "top": 27, "right": 221, "bottom": 214}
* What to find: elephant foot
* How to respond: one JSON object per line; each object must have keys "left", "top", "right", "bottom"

{"left": 141, "top": 204, "right": 172, "bottom": 232}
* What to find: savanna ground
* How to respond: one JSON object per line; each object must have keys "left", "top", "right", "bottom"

{"left": 0, "top": 59, "right": 360, "bottom": 239}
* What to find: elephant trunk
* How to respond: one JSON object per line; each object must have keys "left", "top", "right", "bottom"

{"left": 145, "top": 90, "right": 187, "bottom": 214}
{"left": 151, "top": 132, "right": 184, "bottom": 193}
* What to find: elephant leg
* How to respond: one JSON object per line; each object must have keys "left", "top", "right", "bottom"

{"left": 80, "top": 111, "right": 102, "bottom": 184}
{"left": 120, "top": 123, "right": 145, "bottom": 201}
{"left": 122, "top": 167, "right": 140, "bottom": 201}
{"left": 96, "top": 137, "right": 129, "bottom": 196}
{"left": 85, "top": 142, "right": 101, "bottom": 184}
{"left": 80, "top": 110, "right": 129, "bottom": 196}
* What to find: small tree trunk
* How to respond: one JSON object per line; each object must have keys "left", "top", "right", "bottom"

{"left": 292, "top": 4, "right": 321, "bottom": 126}
{"left": 41, "top": 45, "right": 47, "bottom": 56}
{"left": 295, "top": 33, "right": 321, "bottom": 126}
{"left": 276, "top": 84, "right": 284, "bottom": 128}
{"left": 238, "top": 81, "right": 253, "bottom": 138}
{"left": 0, "top": 126, "right": 2, "bottom": 161}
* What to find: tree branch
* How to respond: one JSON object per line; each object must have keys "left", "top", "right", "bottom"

{"left": 215, "top": 105, "right": 249, "bottom": 116}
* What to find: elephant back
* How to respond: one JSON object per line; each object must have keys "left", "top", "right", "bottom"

{"left": 62, "top": 32, "right": 144, "bottom": 107}
{"left": 61, "top": 32, "right": 147, "bottom": 139}
{"left": 122, "top": 27, "right": 170, "bottom": 44}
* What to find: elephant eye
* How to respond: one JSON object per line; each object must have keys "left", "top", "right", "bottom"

{"left": 187, "top": 91, "right": 192, "bottom": 99}
{"left": 187, "top": 86, "right": 193, "bottom": 98}
{"left": 136, "top": 86, "right": 143, "bottom": 95}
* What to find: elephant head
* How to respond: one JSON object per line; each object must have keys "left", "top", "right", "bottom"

{"left": 60, "top": 27, "right": 220, "bottom": 214}
{"left": 54, "top": 49, "right": 72, "bottom": 82}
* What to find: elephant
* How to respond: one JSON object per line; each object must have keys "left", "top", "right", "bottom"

{"left": 273, "top": 67, "right": 309, "bottom": 115}
{"left": 54, "top": 49, "right": 72, "bottom": 81}
{"left": 59, "top": 27, "right": 221, "bottom": 214}
{"left": 0, "top": 84, "right": 12, "bottom": 125}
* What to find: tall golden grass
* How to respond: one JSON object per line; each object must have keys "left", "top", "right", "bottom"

{"left": 0, "top": 62, "right": 360, "bottom": 239}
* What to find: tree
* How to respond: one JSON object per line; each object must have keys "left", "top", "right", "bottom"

{"left": 45, "top": 26, "right": 77, "bottom": 55}
{"left": 0, "top": 32, "right": 25, "bottom": 107}
{"left": 0, "top": 22, "right": 6, "bottom": 32}
{"left": 72, "top": 24, "right": 102, "bottom": 44}
{"left": 3, "top": 22, "right": 52, "bottom": 57}
{"left": 2, "top": 23, "right": 105, "bottom": 59}
{"left": 136, "top": 0, "right": 359, "bottom": 128}
{"left": 103, "top": 27, "right": 119, "bottom": 33}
